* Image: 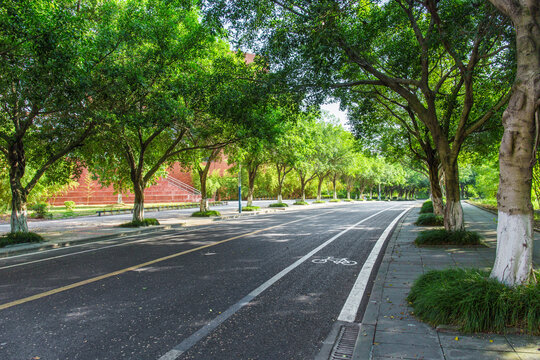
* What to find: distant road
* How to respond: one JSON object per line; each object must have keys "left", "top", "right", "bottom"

{"left": 0, "top": 201, "right": 411, "bottom": 360}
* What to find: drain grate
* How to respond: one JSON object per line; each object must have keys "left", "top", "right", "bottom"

{"left": 329, "top": 324, "right": 359, "bottom": 360}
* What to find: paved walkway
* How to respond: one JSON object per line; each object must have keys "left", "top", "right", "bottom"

{"left": 354, "top": 202, "right": 540, "bottom": 360}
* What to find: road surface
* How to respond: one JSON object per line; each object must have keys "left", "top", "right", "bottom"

{"left": 0, "top": 201, "right": 411, "bottom": 360}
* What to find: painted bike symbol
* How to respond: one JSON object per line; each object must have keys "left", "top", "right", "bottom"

{"left": 311, "top": 256, "right": 357, "bottom": 266}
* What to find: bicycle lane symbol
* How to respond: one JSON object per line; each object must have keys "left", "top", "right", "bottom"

{"left": 311, "top": 256, "right": 357, "bottom": 266}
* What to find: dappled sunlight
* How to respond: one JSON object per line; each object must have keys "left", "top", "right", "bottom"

{"left": 293, "top": 292, "right": 322, "bottom": 304}
{"left": 133, "top": 265, "right": 183, "bottom": 273}
{"left": 64, "top": 308, "right": 93, "bottom": 321}
{"left": 216, "top": 266, "right": 260, "bottom": 273}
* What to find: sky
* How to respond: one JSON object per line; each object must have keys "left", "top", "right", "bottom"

{"left": 321, "top": 102, "right": 351, "bottom": 130}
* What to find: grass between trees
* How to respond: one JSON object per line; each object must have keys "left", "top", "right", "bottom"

{"left": 293, "top": 201, "right": 309, "bottom": 205}
{"left": 408, "top": 268, "right": 540, "bottom": 335}
{"left": 269, "top": 203, "right": 288, "bottom": 208}
{"left": 242, "top": 206, "right": 260, "bottom": 211}
{"left": 415, "top": 213, "right": 444, "bottom": 226}
{"left": 0, "top": 232, "right": 44, "bottom": 248}
{"left": 415, "top": 229, "right": 485, "bottom": 247}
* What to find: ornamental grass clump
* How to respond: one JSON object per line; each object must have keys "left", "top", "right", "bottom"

{"left": 293, "top": 201, "right": 309, "bottom": 205}
{"left": 242, "top": 206, "right": 260, "bottom": 211}
{"left": 420, "top": 200, "right": 434, "bottom": 213}
{"left": 415, "top": 229, "right": 484, "bottom": 246}
{"left": 0, "top": 232, "right": 44, "bottom": 248}
{"left": 119, "top": 218, "right": 160, "bottom": 227}
{"left": 407, "top": 268, "right": 540, "bottom": 335}
{"left": 269, "top": 203, "right": 288, "bottom": 207}
{"left": 415, "top": 213, "right": 444, "bottom": 226}
{"left": 191, "top": 210, "right": 221, "bottom": 217}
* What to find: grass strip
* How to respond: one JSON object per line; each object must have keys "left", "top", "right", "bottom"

{"left": 408, "top": 268, "right": 540, "bottom": 335}
{"left": 415, "top": 213, "right": 444, "bottom": 226}
{"left": 0, "top": 232, "right": 44, "bottom": 248}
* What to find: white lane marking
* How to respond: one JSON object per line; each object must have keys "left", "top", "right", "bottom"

{"left": 157, "top": 205, "right": 401, "bottom": 360}
{"left": 337, "top": 207, "right": 411, "bottom": 323}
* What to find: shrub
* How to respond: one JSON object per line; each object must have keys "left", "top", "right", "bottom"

{"left": 0, "top": 232, "right": 44, "bottom": 248}
{"left": 269, "top": 203, "right": 288, "bottom": 208}
{"left": 415, "top": 229, "right": 484, "bottom": 246}
{"left": 420, "top": 200, "right": 434, "bottom": 214}
{"left": 313, "top": 200, "right": 326, "bottom": 204}
{"left": 415, "top": 213, "right": 444, "bottom": 226}
{"left": 329, "top": 199, "right": 341, "bottom": 202}
{"left": 32, "top": 202, "right": 51, "bottom": 219}
{"left": 343, "top": 199, "right": 354, "bottom": 202}
{"left": 293, "top": 201, "right": 309, "bottom": 205}
{"left": 119, "top": 218, "right": 160, "bottom": 228}
{"left": 242, "top": 206, "right": 260, "bottom": 211}
{"left": 191, "top": 210, "right": 221, "bottom": 217}
{"left": 408, "top": 268, "right": 540, "bottom": 335}
{"left": 64, "top": 201, "right": 76, "bottom": 211}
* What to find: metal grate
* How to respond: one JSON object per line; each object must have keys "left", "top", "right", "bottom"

{"left": 329, "top": 324, "right": 359, "bottom": 360}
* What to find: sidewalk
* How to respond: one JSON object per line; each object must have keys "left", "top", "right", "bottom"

{"left": 354, "top": 202, "right": 540, "bottom": 360}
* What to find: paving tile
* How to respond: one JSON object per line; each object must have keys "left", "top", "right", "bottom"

{"left": 375, "top": 329, "right": 439, "bottom": 347}
{"left": 439, "top": 332, "right": 513, "bottom": 352}
{"left": 443, "top": 348, "right": 521, "bottom": 360}
{"left": 505, "top": 334, "right": 540, "bottom": 354}
{"left": 372, "top": 342, "right": 444, "bottom": 359}
{"left": 376, "top": 318, "right": 437, "bottom": 335}
{"left": 516, "top": 352, "right": 540, "bottom": 360}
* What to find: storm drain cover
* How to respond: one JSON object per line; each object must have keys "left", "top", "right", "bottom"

{"left": 329, "top": 324, "right": 359, "bottom": 360}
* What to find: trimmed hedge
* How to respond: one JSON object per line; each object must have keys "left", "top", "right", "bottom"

{"left": 293, "top": 201, "right": 309, "bottom": 205}
{"left": 408, "top": 268, "right": 540, "bottom": 335}
{"left": 329, "top": 199, "right": 341, "bottom": 202}
{"left": 313, "top": 200, "right": 326, "bottom": 204}
{"left": 0, "top": 232, "right": 44, "bottom": 248}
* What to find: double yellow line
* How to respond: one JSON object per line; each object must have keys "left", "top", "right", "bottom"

{"left": 0, "top": 211, "right": 327, "bottom": 311}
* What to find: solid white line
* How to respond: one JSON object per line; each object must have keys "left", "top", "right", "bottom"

{"left": 337, "top": 207, "right": 411, "bottom": 322}
{"left": 157, "top": 205, "right": 401, "bottom": 360}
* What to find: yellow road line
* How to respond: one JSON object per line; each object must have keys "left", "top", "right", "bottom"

{"left": 0, "top": 211, "right": 327, "bottom": 311}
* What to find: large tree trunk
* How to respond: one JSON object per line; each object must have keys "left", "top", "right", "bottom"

{"left": 442, "top": 161, "right": 464, "bottom": 231}
{"left": 8, "top": 140, "right": 29, "bottom": 233}
{"left": 332, "top": 174, "right": 338, "bottom": 199}
{"left": 132, "top": 181, "right": 145, "bottom": 223}
{"left": 427, "top": 159, "right": 444, "bottom": 216}
{"left": 489, "top": 0, "right": 538, "bottom": 286}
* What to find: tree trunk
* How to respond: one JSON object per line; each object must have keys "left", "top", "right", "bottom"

{"left": 428, "top": 157, "right": 444, "bottom": 216}
{"left": 199, "top": 169, "right": 209, "bottom": 212}
{"left": 317, "top": 176, "right": 323, "bottom": 201}
{"left": 132, "top": 180, "right": 145, "bottom": 222}
{"left": 489, "top": 0, "right": 538, "bottom": 286}
{"left": 247, "top": 167, "right": 257, "bottom": 207}
{"left": 442, "top": 161, "right": 464, "bottom": 231}
{"left": 8, "top": 139, "right": 29, "bottom": 233}
{"left": 332, "top": 174, "right": 337, "bottom": 199}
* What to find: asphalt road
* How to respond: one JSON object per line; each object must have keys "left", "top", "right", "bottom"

{"left": 0, "top": 201, "right": 412, "bottom": 360}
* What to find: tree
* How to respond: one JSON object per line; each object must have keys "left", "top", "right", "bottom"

{"left": 487, "top": 0, "right": 539, "bottom": 285}
{"left": 204, "top": 0, "right": 514, "bottom": 232}
{"left": 0, "top": 0, "right": 120, "bottom": 232}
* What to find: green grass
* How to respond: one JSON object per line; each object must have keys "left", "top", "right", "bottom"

{"left": 269, "top": 202, "right": 288, "bottom": 207}
{"left": 415, "top": 213, "right": 444, "bottom": 226}
{"left": 329, "top": 199, "right": 341, "bottom": 202}
{"left": 313, "top": 200, "right": 326, "bottom": 204}
{"left": 242, "top": 206, "right": 260, "bottom": 211}
{"left": 343, "top": 199, "right": 354, "bottom": 202}
{"left": 420, "top": 200, "right": 434, "bottom": 214}
{"left": 0, "top": 232, "right": 44, "bottom": 248}
{"left": 293, "top": 201, "right": 309, "bottom": 205}
{"left": 415, "top": 229, "right": 484, "bottom": 246}
{"left": 191, "top": 210, "right": 221, "bottom": 217}
{"left": 407, "top": 268, "right": 540, "bottom": 335}
{"left": 119, "top": 218, "right": 160, "bottom": 227}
